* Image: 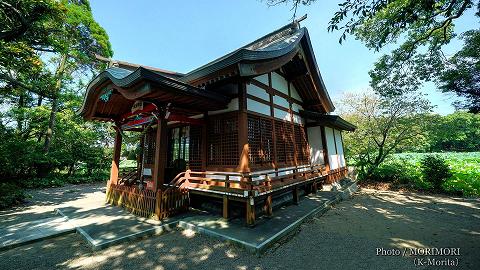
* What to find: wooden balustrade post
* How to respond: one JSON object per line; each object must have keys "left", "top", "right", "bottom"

{"left": 223, "top": 175, "right": 230, "bottom": 219}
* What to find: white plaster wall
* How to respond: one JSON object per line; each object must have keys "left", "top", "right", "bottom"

{"left": 290, "top": 83, "right": 303, "bottom": 101}
{"left": 208, "top": 98, "right": 238, "bottom": 116}
{"left": 325, "top": 127, "right": 339, "bottom": 170}
{"left": 334, "top": 129, "right": 346, "bottom": 167}
{"left": 307, "top": 126, "right": 324, "bottom": 165}
{"left": 273, "top": 95, "right": 289, "bottom": 108}
{"left": 274, "top": 108, "right": 291, "bottom": 121}
{"left": 271, "top": 72, "right": 289, "bottom": 95}
{"left": 247, "top": 98, "right": 271, "bottom": 116}
{"left": 254, "top": 74, "right": 269, "bottom": 86}
{"left": 247, "top": 83, "right": 270, "bottom": 101}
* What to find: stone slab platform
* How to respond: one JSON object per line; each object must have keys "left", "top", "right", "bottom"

{"left": 0, "top": 216, "right": 75, "bottom": 251}
{"left": 55, "top": 204, "right": 184, "bottom": 250}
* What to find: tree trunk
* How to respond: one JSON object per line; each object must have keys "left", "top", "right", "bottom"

{"left": 43, "top": 54, "right": 67, "bottom": 153}
{"left": 16, "top": 92, "right": 25, "bottom": 133}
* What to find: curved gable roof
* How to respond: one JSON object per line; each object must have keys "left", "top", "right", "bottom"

{"left": 180, "top": 22, "right": 335, "bottom": 112}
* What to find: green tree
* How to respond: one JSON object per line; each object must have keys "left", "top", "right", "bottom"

{"left": 269, "top": 0, "right": 480, "bottom": 112}
{"left": 428, "top": 111, "right": 480, "bottom": 151}
{"left": 438, "top": 30, "right": 480, "bottom": 112}
{"left": 339, "top": 91, "right": 432, "bottom": 179}
{"left": 0, "top": 0, "right": 113, "bottom": 178}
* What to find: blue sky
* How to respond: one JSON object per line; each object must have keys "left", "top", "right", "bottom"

{"left": 90, "top": 1, "right": 478, "bottom": 115}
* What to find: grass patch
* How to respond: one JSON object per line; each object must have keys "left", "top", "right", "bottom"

{"left": 370, "top": 152, "right": 480, "bottom": 196}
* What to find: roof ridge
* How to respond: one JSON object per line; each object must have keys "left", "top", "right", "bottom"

{"left": 183, "top": 21, "right": 300, "bottom": 77}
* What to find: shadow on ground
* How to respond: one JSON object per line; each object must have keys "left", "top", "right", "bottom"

{"left": 0, "top": 186, "right": 478, "bottom": 270}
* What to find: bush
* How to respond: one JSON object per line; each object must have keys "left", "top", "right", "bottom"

{"left": 367, "top": 158, "right": 420, "bottom": 184}
{"left": 20, "top": 177, "right": 65, "bottom": 189}
{"left": 420, "top": 155, "right": 452, "bottom": 191}
{"left": 0, "top": 183, "right": 26, "bottom": 210}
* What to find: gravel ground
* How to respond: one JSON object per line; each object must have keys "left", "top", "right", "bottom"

{"left": 0, "top": 185, "right": 478, "bottom": 270}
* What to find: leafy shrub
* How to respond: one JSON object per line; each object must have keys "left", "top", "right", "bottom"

{"left": 367, "top": 158, "right": 420, "bottom": 184}
{"left": 0, "top": 183, "right": 26, "bottom": 210}
{"left": 20, "top": 177, "right": 65, "bottom": 189}
{"left": 420, "top": 155, "right": 452, "bottom": 191}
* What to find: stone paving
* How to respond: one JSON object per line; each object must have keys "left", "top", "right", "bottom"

{"left": 0, "top": 216, "right": 75, "bottom": 251}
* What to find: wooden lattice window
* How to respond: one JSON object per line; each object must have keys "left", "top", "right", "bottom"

{"left": 189, "top": 126, "right": 202, "bottom": 171}
{"left": 207, "top": 114, "right": 239, "bottom": 166}
{"left": 275, "top": 120, "right": 295, "bottom": 164}
{"left": 167, "top": 126, "right": 190, "bottom": 166}
{"left": 294, "top": 124, "right": 310, "bottom": 164}
{"left": 248, "top": 114, "right": 273, "bottom": 166}
{"left": 143, "top": 130, "right": 156, "bottom": 165}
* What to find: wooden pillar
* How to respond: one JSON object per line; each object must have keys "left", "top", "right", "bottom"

{"left": 264, "top": 175, "right": 273, "bottom": 217}
{"left": 109, "top": 126, "right": 122, "bottom": 186}
{"left": 246, "top": 195, "right": 256, "bottom": 226}
{"left": 137, "top": 131, "right": 145, "bottom": 181}
{"left": 238, "top": 82, "right": 250, "bottom": 173}
{"left": 320, "top": 126, "right": 330, "bottom": 173}
{"left": 223, "top": 196, "right": 229, "bottom": 219}
{"left": 201, "top": 112, "right": 208, "bottom": 171}
{"left": 223, "top": 175, "right": 230, "bottom": 219}
{"left": 293, "top": 186, "right": 299, "bottom": 205}
{"left": 264, "top": 195, "right": 273, "bottom": 217}
{"left": 152, "top": 112, "right": 168, "bottom": 191}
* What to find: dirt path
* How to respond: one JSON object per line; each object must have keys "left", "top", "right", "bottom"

{"left": 0, "top": 186, "right": 478, "bottom": 270}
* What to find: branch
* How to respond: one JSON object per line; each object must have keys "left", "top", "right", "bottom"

{"left": 401, "top": 0, "right": 470, "bottom": 59}
{"left": 0, "top": 1, "right": 30, "bottom": 41}
{"left": 0, "top": 72, "right": 52, "bottom": 98}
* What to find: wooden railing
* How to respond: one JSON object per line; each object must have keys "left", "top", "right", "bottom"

{"left": 156, "top": 187, "right": 189, "bottom": 219}
{"left": 325, "top": 167, "right": 348, "bottom": 184}
{"left": 106, "top": 183, "right": 189, "bottom": 219}
{"left": 118, "top": 167, "right": 138, "bottom": 186}
{"left": 106, "top": 184, "right": 156, "bottom": 217}
{"left": 167, "top": 164, "right": 339, "bottom": 197}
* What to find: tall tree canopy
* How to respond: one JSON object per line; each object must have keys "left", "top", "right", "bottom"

{"left": 0, "top": 0, "right": 113, "bottom": 178}
{"left": 268, "top": 0, "right": 480, "bottom": 112}
{"left": 339, "top": 91, "right": 432, "bottom": 179}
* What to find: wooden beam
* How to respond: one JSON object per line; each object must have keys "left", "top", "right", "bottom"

{"left": 109, "top": 126, "right": 122, "bottom": 186}
{"left": 152, "top": 111, "right": 168, "bottom": 190}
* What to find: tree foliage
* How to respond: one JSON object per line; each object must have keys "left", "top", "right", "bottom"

{"left": 339, "top": 90, "right": 433, "bottom": 179}
{"left": 271, "top": 0, "right": 480, "bottom": 112}
{"left": 438, "top": 30, "right": 480, "bottom": 112}
{"left": 0, "top": 0, "right": 113, "bottom": 183}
